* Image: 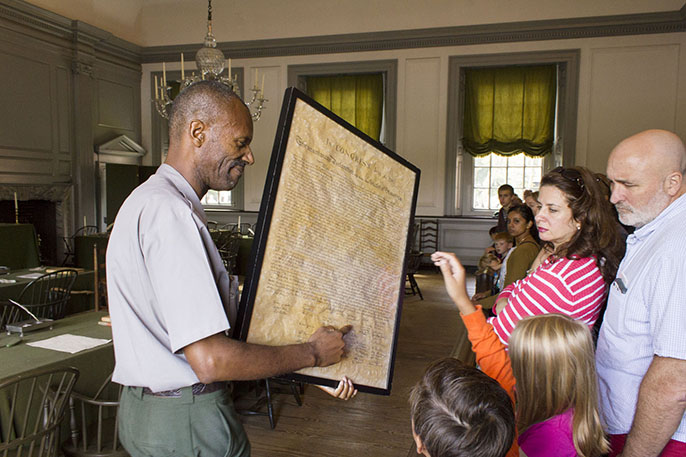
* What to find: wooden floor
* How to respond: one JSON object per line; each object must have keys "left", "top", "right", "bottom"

{"left": 238, "top": 271, "right": 476, "bottom": 457}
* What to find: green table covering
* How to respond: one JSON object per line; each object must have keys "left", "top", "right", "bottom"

{"left": 0, "top": 311, "right": 113, "bottom": 445}
{"left": 0, "top": 311, "right": 113, "bottom": 394}
{"left": 0, "top": 267, "right": 95, "bottom": 316}
{"left": 0, "top": 223, "right": 40, "bottom": 270}
{"left": 74, "top": 234, "right": 109, "bottom": 270}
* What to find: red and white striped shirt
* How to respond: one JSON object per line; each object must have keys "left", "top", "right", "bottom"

{"left": 488, "top": 256, "right": 607, "bottom": 346}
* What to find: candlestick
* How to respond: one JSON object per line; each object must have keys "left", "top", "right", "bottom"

{"left": 154, "top": 75, "right": 159, "bottom": 101}
{"left": 238, "top": 216, "right": 241, "bottom": 232}
{"left": 181, "top": 53, "right": 185, "bottom": 80}
{"left": 162, "top": 62, "right": 167, "bottom": 87}
{"left": 227, "top": 58, "right": 232, "bottom": 79}
{"left": 261, "top": 74, "right": 265, "bottom": 96}
{"left": 14, "top": 192, "right": 18, "bottom": 224}
{"left": 83, "top": 216, "right": 87, "bottom": 228}
{"left": 254, "top": 68, "right": 258, "bottom": 90}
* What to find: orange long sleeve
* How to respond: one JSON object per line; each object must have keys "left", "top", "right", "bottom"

{"left": 461, "top": 305, "right": 518, "bottom": 457}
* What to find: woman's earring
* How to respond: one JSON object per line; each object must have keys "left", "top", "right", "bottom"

{"left": 576, "top": 224, "right": 581, "bottom": 231}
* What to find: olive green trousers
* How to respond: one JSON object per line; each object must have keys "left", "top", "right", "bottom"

{"left": 119, "top": 386, "right": 250, "bottom": 457}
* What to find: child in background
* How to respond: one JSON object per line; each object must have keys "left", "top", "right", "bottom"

{"left": 410, "top": 357, "right": 516, "bottom": 457}
{"left": 488, "top": 232, "right": 514, "bottom": 294}
{"left": 493, "top": 184, "right": 515, "bottom": 233}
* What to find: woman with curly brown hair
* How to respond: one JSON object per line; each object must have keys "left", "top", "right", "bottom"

{"left": 486, "top": 165, "right": 626, "bottom": 344}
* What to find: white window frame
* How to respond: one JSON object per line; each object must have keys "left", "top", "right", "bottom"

{"left": 445, "top": 50, "right": 579, "bottom": 216}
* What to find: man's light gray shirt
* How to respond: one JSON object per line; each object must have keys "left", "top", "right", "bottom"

{"left": 107, "top": 164, "right": 233, "bottom": 392}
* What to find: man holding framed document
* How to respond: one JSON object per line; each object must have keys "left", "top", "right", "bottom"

{"left": 107, "top": 81, "right": 352, "bottom": 457}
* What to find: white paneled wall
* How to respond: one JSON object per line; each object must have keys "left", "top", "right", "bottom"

{"left": 586, "top": 44, "right": 682, "bottom": 173}
{"left": 403, "top": 57, "right": 445, "bottom": 216}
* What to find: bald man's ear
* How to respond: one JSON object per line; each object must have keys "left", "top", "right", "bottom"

{"left": 664, "top": 171, "right": 683, "bottom": 196}
{"left": 189, "top": 120, "right": 206, "bottom": 148}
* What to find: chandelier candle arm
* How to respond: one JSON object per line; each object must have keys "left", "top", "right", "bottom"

{"left": 152, "top": 0, "right": 267, "bottom": 121}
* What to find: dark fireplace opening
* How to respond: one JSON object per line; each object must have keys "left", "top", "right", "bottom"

{"left": 0, "top": 200, "right": 58, "bottom": 266}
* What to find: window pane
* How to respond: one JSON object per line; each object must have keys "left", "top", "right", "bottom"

{"left": 474, "top": 155, "right": 490, "bottom": 166}
{"left": 491, "top": 154, "right": 507, "bottom": 166}
{"left": 218, "top": 191, "right": 232, "bottom": 205}
{"left": 474, "top": 167, "right": 490, "bottom": 188}
{"left": 205, "top": 190, "right": 218, "bottom": 205}
{"left": 525, "top": 168, "right": 542, "bottom": 189}
{"left": 490, "top": 167, "right": 507, "bottom": 188}
{"left": 472, "top": 151, "right": 545, "bottom": 211}
{"left": 508, "top": 154, "right": 524, "bottom": 166}
{"left": 525, "top": 156, "right": 543, "bottom": 166}
{"left": 490, "top": 188, "right": 500, "bottom": 210}
{"left": 473, "top": 189, "right": 490, "bottom": 209}
{"left": 508, "top": 167, "right": 524, "bottom": 189}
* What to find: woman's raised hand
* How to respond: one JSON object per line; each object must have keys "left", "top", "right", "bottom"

{"left": 431, "top": 252, "right": 476, "bottom": 315}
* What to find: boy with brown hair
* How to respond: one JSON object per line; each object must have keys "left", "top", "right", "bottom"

{"left": 410, "top": 358, "right": 516, "bottom": 457}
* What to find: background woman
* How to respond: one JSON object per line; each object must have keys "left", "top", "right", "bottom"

{"left": 489, "top": 166, "right": 625, "bottom": 344}
{"left": 475, "top": 205, "right": 539, "bottom": 310}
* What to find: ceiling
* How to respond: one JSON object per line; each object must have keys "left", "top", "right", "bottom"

{"left": 23, "top": 0, "right": 686, "bottom": 47}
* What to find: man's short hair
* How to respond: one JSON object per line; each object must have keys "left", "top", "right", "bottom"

{"left": 498, "top": 184, "right": 514, "bottom": 195}
{"left": 168, "top": 80, "right": 241, "bottom": 141}
{"left": 410, "top": 358, "right": 515, "bottom": 457}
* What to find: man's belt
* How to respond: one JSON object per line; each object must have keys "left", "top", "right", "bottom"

{"left": 142, "top": 382, "right": 227, "bottom": 398}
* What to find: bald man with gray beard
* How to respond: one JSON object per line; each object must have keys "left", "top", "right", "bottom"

{"left": 596, "top": 129, "right": 686, "bottom": 457}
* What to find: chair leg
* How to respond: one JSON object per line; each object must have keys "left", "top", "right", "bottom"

{"left": 409, "top": 274, "right": 423, "bottom": 300}
{"left": 264, "top": 379, "right": 275, "bottom": 429}
{"left": 290, "top": 382, "right": 302, "bottom": 407}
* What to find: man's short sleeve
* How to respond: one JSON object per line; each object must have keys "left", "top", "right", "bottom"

{"left": 648, "top": 255, "right": 686, "bottom": 360}
{"left": 140, "top": 199, "right": 230, "bottom": 354}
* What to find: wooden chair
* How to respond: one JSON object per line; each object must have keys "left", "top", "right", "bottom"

{"left": 0, "top": 366, "right": 79, "bottom": 457}
{"left": 405, "top": 251, "right": 424, "bottom": 300}
{"left": 92, "top": 244, "right": 107, "bottom": 312}
{"left": 62, "top": 226, "right": 98, "bottom": 266}
{"left": 3, "top": 270, "right": 78, "bottom": 325}
{"left": 62, "top": 374, "right": 127, "bottom": 457}
{"left": 210, "top": 229, "right": 241, "bottom": 275}
{"left": 418, "top": 219, "right": 439, "bottom": 254}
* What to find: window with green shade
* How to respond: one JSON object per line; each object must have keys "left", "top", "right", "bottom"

{"left": 462, "top": 65, "right": 557, "bottom": 157}
{"left": 305, "top": 73, "right": 384, "bottom": 142}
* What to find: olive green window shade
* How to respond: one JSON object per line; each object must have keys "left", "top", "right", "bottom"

{"left": 462, "top": 65, "right": 557, "bottom": 157}
{"left": 305, "top": 74, "right": 383, "bottom": 141}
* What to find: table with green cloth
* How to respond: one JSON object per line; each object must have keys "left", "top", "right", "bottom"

{"left": 0, "top": 223, "right": 40, "bottom": 270}
{"left": 0, "top": 267, "right": 95, "bottom": 316}
{"left": 74, "top": 233, "right": 109, "bottom": 270}
{"left": 0, "top": 311, "right": 113, "bottom": 443}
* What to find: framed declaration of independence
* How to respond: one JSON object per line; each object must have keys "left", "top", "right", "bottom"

{"left": 235, "top": 87, "right": 420, "bottom": 395}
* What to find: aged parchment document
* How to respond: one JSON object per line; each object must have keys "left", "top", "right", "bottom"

{"left": 246, "top": 99, "right": 417, "bottom": 390}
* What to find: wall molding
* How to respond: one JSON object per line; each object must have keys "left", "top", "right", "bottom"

{"left": 2, "top": 0, "right": 684, "bottom": 65}
{"left": 141, "top": 7, "right": 686, "bottom": 62}
{"left": 0, "top": 0, "right": 142, "bottom": 69}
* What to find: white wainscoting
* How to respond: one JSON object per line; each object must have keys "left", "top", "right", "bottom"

{"left": 417, "top": 217, "right": 495, "bottom": 267}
